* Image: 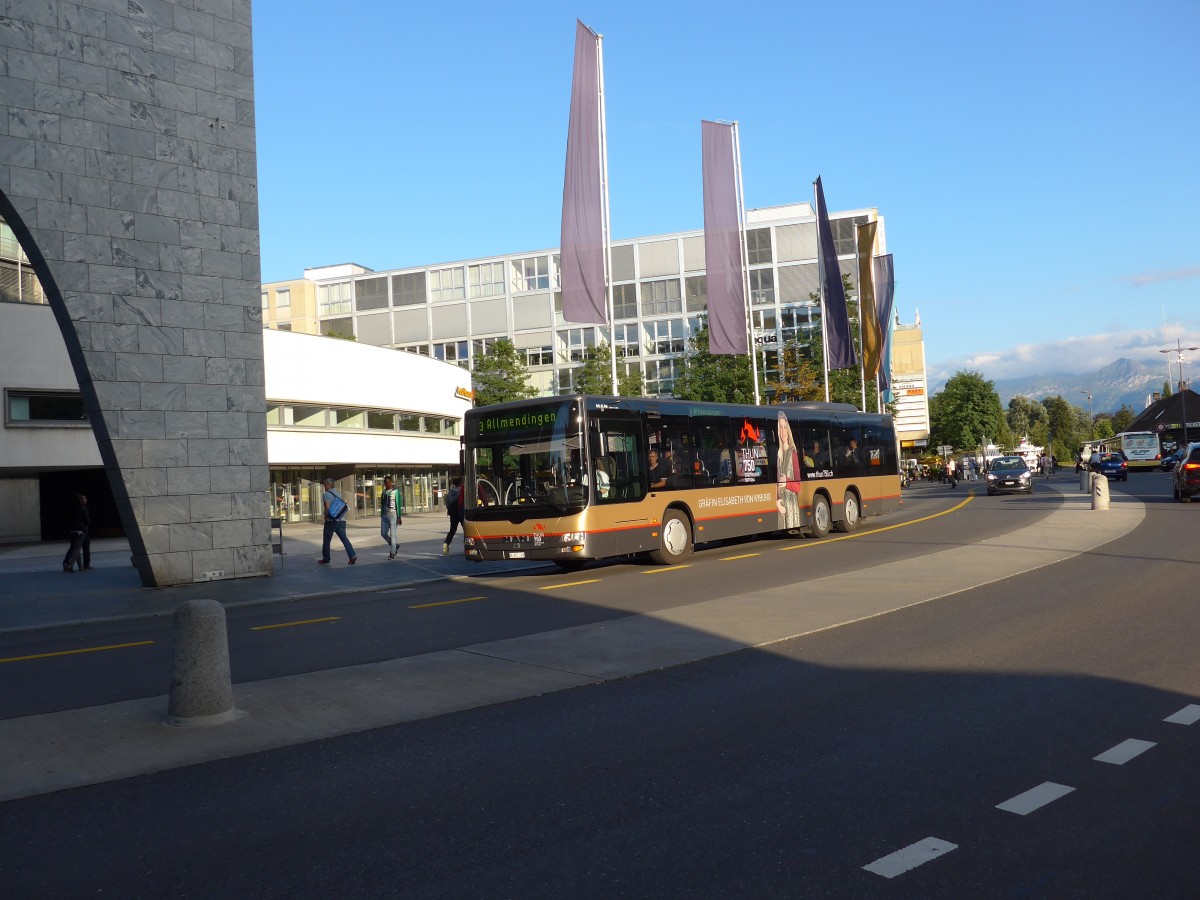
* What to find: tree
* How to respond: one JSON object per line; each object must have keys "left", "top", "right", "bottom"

{"left": 1040, "top": 395, "right": 1084, "bottom": 454}
{"left": 671, "top": 322, "right": 757, "bottom": 403}
{"left": 1111, "top": 404, "right": 1136, "bottom": 433}
{"left": 1092, "top": 417, "right": 1115, "bottom": 440}
{"left": 574, "top": 342, "right": 644, "bottom": 396}
{"left": 929, "top": 370, "right": 1009, "bottom": 451}
{"left": 470, "top": 339, "right": 538, "bottom": 407}
{"left": 1163, "top": 380, "right": 1173, "bottom": 398}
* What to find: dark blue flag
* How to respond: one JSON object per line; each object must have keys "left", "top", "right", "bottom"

{"left": 814, "top": 176, "right": 857, "bottom": 371}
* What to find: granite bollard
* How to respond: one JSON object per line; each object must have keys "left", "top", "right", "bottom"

{"left": 165, "top": 599, "right": 239, "bottom": 727}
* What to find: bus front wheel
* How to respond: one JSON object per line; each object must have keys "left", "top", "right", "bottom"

{"left": 808, "top": 495, "right": 831, "bottom": 539}
{"left": 835, "top": 491, "right": 859, "bottom": 533}
{"left": 650, "top": 510, "right": 693, "bottom": 564}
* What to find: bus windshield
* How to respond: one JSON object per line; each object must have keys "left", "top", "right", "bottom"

{"left": 466, "top": 399, "right": 585, "bottom": 513}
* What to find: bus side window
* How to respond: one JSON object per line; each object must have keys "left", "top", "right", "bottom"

{"left": 596, "top": 420, "right": 645, "bottom": 502}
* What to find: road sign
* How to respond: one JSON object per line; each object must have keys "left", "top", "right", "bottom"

{"left": 937, "top": 445, "right": 952, "bottom": 455}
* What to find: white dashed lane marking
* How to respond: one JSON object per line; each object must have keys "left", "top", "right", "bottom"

{"left": 863, "top": 837, "right": 958, "bottom": 878}
{"left": 1093, "top": 738, "right": 1156, "bottom": 765}
{"left": 996, "top": 781, "right": 1075, "bottom": 815}
{"left": 1164, "top": 704, "right": 1200, "bottom": 725}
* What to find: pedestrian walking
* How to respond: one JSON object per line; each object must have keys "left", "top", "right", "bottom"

{"left": 62, "top": 493, "right": 90, "bottom": 573}
{"left": 443, "top": 475, "right": 464, "bottom": 556}
{"left": 946, "top": 457, "right": 958, "bottom": 489}
{"left": 318, "top": 477, "right": 356, "bottom": 566}
{"left": 380, "top": 475, "right": 403, "bottom": 559}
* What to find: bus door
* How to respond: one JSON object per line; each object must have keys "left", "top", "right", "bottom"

{"left": 588, "top": 414, "right": 646, "bottom": 507}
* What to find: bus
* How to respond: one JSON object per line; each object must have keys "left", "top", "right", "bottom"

{"left": 461, "top": 395, "right": 902, "bottom": 569}
{"left": 1112, "top": 431, "right": 1161, "bottom": 470}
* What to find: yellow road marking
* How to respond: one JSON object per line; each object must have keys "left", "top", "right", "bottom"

{"left": 409, "top": 596, "right": 486, "bottom": 609}
{"left": 250, "top": 616, "right": 340, "bottom": 631}
{"left": 0, "top": 640, "right": 154, "bottom": 664}
{"left": 778, "top": 492, "right": 976, "bottom": 551}
{"left": 643, "top": 565, "right": 692, "bottom": 574}
{"left": 720, "top": 553, "right": 761, "bottom": 561}
{"left": 539, "top": 579, "right": 600, "bottom": 590}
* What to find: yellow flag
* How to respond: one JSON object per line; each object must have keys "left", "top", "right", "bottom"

{"left": 857, "top": 222, "right": 881, "bottom": 379}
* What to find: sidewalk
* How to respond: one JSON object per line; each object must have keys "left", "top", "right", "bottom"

{"left": 0, "top": 512, "right": 547, "bottom": 632}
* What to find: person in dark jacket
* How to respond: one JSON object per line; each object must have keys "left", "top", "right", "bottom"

{"left": 62, "top": 493, "right": 89, "bottom": 573}
{"left": 443, "top": 476, "right": 464, "bottom": 556}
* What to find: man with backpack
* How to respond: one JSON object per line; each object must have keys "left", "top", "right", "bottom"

{"left": 318, "top": 476, "right": 357, "bottom": 566}
{"left": 380, "top": 475, "right": 403, "bottom": 560}
{"left": 443, "top": 475, "right": 464, "bottom": 556}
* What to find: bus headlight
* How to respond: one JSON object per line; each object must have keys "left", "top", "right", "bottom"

{"left": 561, "top": 532, "right": 584, "bottom": 542}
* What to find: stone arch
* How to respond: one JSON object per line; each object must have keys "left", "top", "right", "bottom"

{"left": 0, "top": 0, "right": 271, "bottom": 586}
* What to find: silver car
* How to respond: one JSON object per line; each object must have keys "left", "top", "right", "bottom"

{"left": 986, "top": 456, "right": 1033, "bottom": 495}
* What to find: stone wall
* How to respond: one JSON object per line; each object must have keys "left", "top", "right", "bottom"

{"left": 0, "top": 0, "right": 271, "bottom": 586}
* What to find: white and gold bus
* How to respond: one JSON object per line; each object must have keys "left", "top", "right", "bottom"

{"left": 462, "top": 395, "right": 902, "bottom": 569}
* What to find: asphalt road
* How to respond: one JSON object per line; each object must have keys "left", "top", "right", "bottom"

{"left": 2, "top": 473, "right": 1196, "bottom": 896}
{"left": 1, "top": 479, "right": 1051, "bottom": 718}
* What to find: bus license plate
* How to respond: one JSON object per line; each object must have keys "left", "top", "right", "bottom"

{"left": 507, "top": 551, "right": 526, "bottom": 559}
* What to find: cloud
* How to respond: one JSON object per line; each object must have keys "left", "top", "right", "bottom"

{"left": 930, "top": 326, "right": 1194, "bottom": 385}
{"left": 1122, "top": 266, "right": 1200, "bottom": 287}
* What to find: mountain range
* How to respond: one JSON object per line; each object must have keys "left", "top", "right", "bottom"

{"left": 990, "top": 358, "right": 1170, "bottom": 415}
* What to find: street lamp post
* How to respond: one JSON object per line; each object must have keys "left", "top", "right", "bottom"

{"left": 1160, "top": 339, "right": 1199, "bottom": 449}
{"left": 1080, "top": 390, "right": 1093, "bottom": 439}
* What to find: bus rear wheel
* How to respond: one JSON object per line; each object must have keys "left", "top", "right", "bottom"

{"left": 808, "top": 494, "right": 831, "bottom": 539}
{"left": 835, "top": 491, "right": 859, "bottom": 533}
{"left": 649, "top": 510, "right": 692, "bottom": 564}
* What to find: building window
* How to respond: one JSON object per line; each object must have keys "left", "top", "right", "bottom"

{"left": 434, "top": 340, "right": 468, "bottom": 366}
{"left": 512, "top": 256, "right": 550, "bottom": 292}
{"left": 469, "top": 262, "right": 506, "bottom": 298}
{"left": 557, "top": 327, "right": 596, "bottom": 363}
{"left": 354, "top": 277, "right": 388, "bottom": 311}
{"left": 275, "top": 288, "right": 291, "bottom": 316}
{"left": 261, "top": 291, "right": 269, "bottom": 310}
{"left": 611, "top": 322, "right": 640, "bottom": 358}
{"left": 399, "top": 344, "right": 430, "bottom": 356}
{"left": 640, "top": 278, "right": 682, "bottom": 316}
{"left": 398, "top": 413, "right": 422, "bottom": 432}
{"left": 684, "top": 275, "right": 707, "bottom": 313}
{"left": 5, "top": 390, "right": 88, "bottom": 425}
{"left": 646, "top": 319, "right": 685, "bottom": 355}
{"left": 392, "top": 272, "right": 427, "bottom": 306}
{"left": 644, "top": 359, "right": 680, "bottom": 396}
{"left": 429, "top": 266, "right": 465, "bottom": 302}
{"left": 525, "top": 346, "right": 553, "bottom": 366}
{"left": 832, "top": 215, "right": 869, "bottom": 257}
{"left": 750, "top": 268, "right": 775, "bottom": 306}
{"left": 317, "top": 281, "right": 352, "bottom": 316}
{"left": 367, "top": 411, "right": 397, "bottom": 430}
{"left": 612, "top": 283, "right": 637, "bottom": 319}
{"left": 333, "top": 408, "right": 366, "bottom": 429}
{"left": 746, "top": 228, "right": 772, "bottom": 265}
{"left": 780, "top": 304, "right": 816, "bottom": 345}
{"left": 0, "top": 220, "right": 46, "bottom": 305}
{"left": 291, "top": 405, "right": 327, "bottom": 427}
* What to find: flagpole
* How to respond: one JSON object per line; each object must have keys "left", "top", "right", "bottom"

{"left": 731, "top": 122, "right": 760, "bottom": 405}
{"left": 854, "top": 228, "right": 866, "bottom": 411}
{"left": 596, "top": 33, "right": 617, "bottom": 395}
{"left": 815, "top": 181, "right": 830, "bottom": 403}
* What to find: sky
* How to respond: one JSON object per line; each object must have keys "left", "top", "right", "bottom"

{"left": 250, "top": 0, "right": 1200, "bottom": 389}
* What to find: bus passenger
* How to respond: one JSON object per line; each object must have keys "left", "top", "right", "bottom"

{"left": 647, "top": 450, "right": 669, "bottom": 490}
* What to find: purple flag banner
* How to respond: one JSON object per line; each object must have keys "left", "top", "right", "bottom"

{"left": 815, "top": 176, "right": 857, "bottom": 370}
{"left": 702, "top": 121, "right": 747, "bottom": 355}
{"left": 560, "top": 21, "right": 606, "bottom": 325}
{"left": 873, "top": 254, "right": 896, "bottom": 400}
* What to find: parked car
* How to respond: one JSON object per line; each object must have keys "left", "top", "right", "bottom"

{"left": 986, "top": 456, "right": 1032, "bottom": 495}
{"left": 1160, "top": 448, "right": 1186, "bottom": 471}
{"left": 1088, "top": 451, "right": 1128, "bottom": 482}
{"left": 1172, "top": 443, "right": 1200, "bottom": 502}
